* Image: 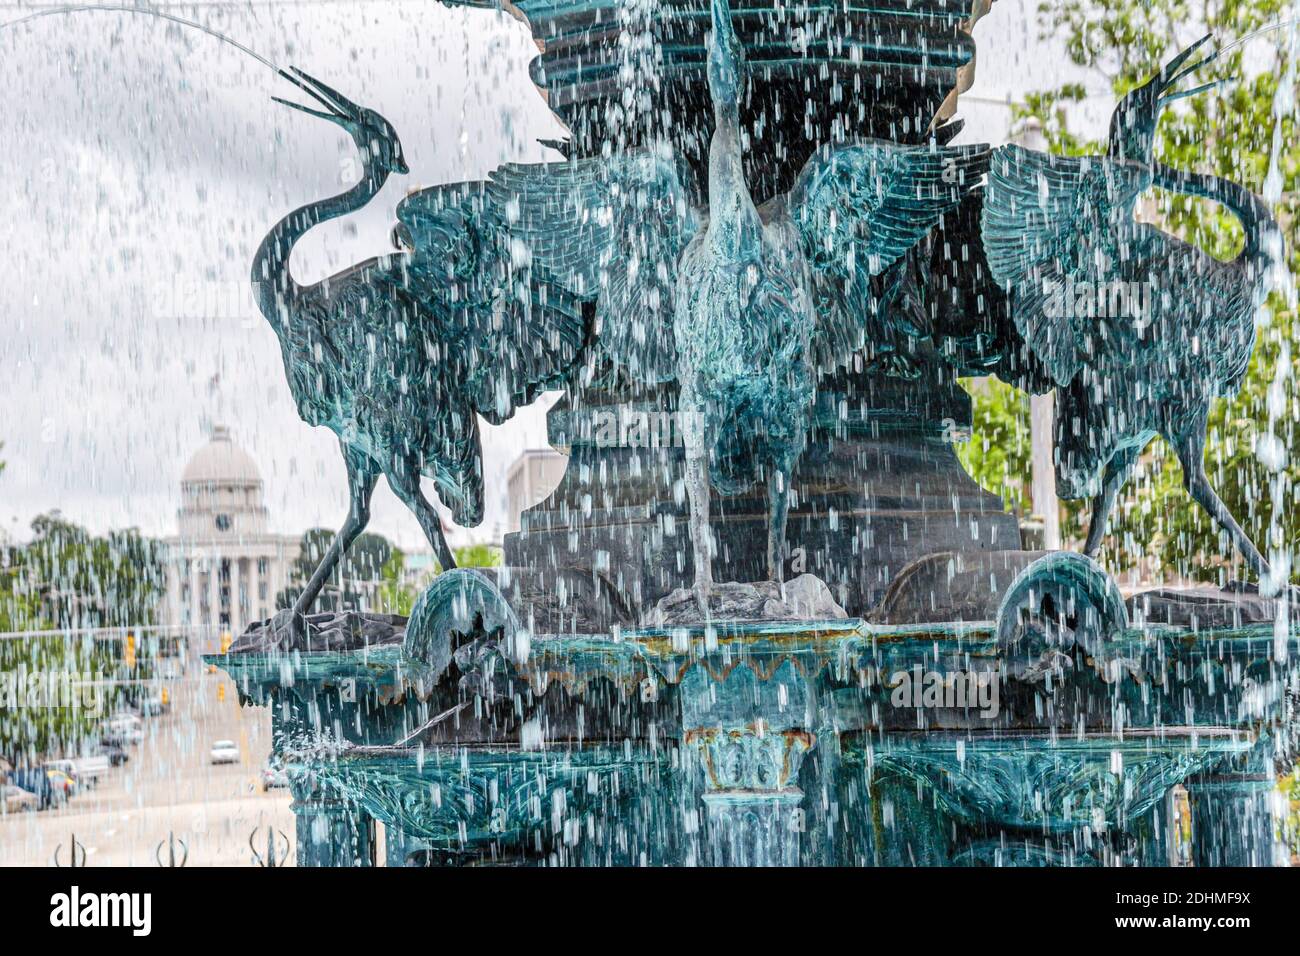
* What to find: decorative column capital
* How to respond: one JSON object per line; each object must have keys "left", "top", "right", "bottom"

{"left": 686, "top": 724, "right": 815, "bottom": 795}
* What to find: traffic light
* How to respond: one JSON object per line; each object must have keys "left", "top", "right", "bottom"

{"left": 124, "top": 633, "right": 136, "bottom": 669}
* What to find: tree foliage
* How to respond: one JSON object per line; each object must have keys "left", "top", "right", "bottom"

{"left": 958, "top": 378, "right": 1034, "bottom": 516}
{"left": 0, "top": 507, "right": 166, "bottom": 758}
{"left": 1, "top": 511, "right": 166, "bottom": 633}
{"left": 276, "top": 528, "right": 395, "bottom": 612}
{"left": 452, "top": 543, "right": 503, "bottom": 571}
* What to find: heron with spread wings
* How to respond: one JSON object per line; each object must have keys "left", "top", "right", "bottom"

{"left": 407, "top": 0, "right": 989, "bottom": 608}
{"left": 256, "top": 0, "right": 988, "bottom": 624}
{"left": 982, "top": 36, "right": 1281, "bottom": 578}
{"left": 251, "top": 69, "right": 591, "bottom": 630}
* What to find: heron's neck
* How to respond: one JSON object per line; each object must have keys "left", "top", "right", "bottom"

{"left": 251, "top": 162, "right": 387, "bottom": 334}
{"left": 706, "top": 88, "right": 757, "bottom": 258}
{"left": 1154, "top": 162, "right": 1278, "bottom": 262}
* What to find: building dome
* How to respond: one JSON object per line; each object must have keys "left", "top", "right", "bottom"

{"left": 167, "top": 425, "right": 296, "bottom": 637}
{"left": 182, "top": 425, "right": 262, "bottom": 486}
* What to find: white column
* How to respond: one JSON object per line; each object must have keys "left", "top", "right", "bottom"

{"left": 207, "top": 555, "right": 219, "bottom": 637}
{"left": 249, "top": 556, "right": 262, "bottom": 624}
{"left": 231, "top": 557, "right": 243, "bottom": 636}
{"left": 187, "top": 557, "right": 200, "bottom": 629}
{"left": 1030, "top": 391, "right": 1060, "bottom": 550}
{"left": 273, "top": 543, "right": 286, "bottom": 612}
{"left": 242, "top": 556, "right": 252, "bottom": 633}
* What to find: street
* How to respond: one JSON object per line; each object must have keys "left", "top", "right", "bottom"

{"left": 0, "top": 642, "right": 295, "bottom": 867}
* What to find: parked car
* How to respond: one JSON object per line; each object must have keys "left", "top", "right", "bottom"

{"left": 135, "top": 691, "right": 167, "bottom": 717}
{"left": 1, "top": 784, "right": 38, "bottom": 814}
{"left": 209, "top": 740, "right": 240, "bottom": 765}
{"left": 47, "top": 749, "right": 110, "bottom": 789}
{"left": 74, "top": 748, "right": 112, "bottom": 784}
{"left": 9, "top": 769, "right": 65, "bottom": 810}
{"left": 261, "top": 760, "right": 290, "bottom": 790}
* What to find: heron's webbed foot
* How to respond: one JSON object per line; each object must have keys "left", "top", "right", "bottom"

{"left": 692, "top": 584, "right": 711, "bottom": 619}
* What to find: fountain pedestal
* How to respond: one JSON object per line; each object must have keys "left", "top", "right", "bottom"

{"left": 292, "top": 784, "right": 376, "bottom": 868}
{"left": 209, "top": 559, "right": 1299, "bottom": 867}
{"left": 503, "top": 374, "right": 1018, "bottom": 627}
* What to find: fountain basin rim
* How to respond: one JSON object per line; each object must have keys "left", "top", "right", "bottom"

{"left": 202, "top": 617, "right": 1300, "bottom": 725}
{"left": 202, "top": 613, "right": 1300, "bottom": 665}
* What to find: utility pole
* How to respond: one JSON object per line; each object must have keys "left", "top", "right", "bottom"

{"left": 1029, "top": 393, "right": 1061, "bottom": 550}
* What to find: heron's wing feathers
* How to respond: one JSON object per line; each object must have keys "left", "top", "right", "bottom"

{"left": 981, "top": 144, "right": 1152, "bottom": 385}
{"left": 487, "top": 152, "right": 699, "bottom": 383}
{"left": 790, "top": 140, "right": 991, "bottom": 371}
{"left": 1132, "top": 222, "right": 1258, "bottom": 396}
{"left": 394, "top": 181, "right": 591, "bottom": 424}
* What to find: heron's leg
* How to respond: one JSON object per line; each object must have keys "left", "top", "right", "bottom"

{"left": 387, "top": 459, "right": 458, "bottom": 572}
{"left": 766, "top": 462, "right": 792, "bottom": 583}
{"left": 680, "top": 399, "right": 713, "bottom": 611}
{"left": 1083, "top": 446, "right": 1141, "bottom": 557}
{"left": 1174, "top": 417, "right": 1270, "bottom": 580}
{"left": 292, "top": 450, "right": 379, "bottom": 618}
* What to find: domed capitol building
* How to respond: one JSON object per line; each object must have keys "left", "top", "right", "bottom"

{"left": 162, "top": 426, "right": 300, "bottom": 636}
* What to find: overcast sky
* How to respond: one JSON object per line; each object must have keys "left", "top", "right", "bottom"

{"left": 0, "top": 0, "right": 1108, "bottom": 549}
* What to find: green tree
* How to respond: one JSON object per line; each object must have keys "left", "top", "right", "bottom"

{"left": 0, "top": 509, "right": 164, "bottom": 759}
{"left": 966, "top": 1, "right": 1300, "bottom": 583}
{"left": 452, "top": 543, "right": 503, "bottom": 570}
{"left": 20, "top": 512, "right": 166, "bottom": 629}
{"left": 958, "top": 378, "right": 1034, "bottom": 516}
{"left": 277, "top": 530, "right": 504, "bottom": 616}
{"left": 368, "top": 542, "right": 502, "bottom": 616}
{"left": 376, "top": 549, "right": 418, "bottom": 616}
{"left": 277, "top": 528, "right": 395, "bottom": 612}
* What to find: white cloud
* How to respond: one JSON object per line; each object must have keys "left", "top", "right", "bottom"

{"left": 0, "top": 3, "right": 566, "bottom": 549}
{"left": 0, "top": 0, "right": 1094, "bottom": 550}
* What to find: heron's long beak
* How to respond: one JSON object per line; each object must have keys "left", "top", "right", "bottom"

{"left": 1108, "top": 34, "right": 1226, "bottom": 163}
{"left": 1154, "top": 35, "right": 1226, "bottom": 105}
{"left": 271, "top": 66, "right": 364, "bottom": 129}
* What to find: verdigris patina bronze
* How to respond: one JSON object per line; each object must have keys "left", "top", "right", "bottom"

{"left": 982, "top": 36, "right": 1280, "bottom": 575}
{"left": 209, "top": 0, "right": 1299, "bottom": 867}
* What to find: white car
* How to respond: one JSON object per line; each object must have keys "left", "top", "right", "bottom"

{"left": 209, "top": 740, "right": 240, "bottom": 765}
{"left": 134, "top": 695, "right": 164, "bottom": 717}
{"left": 102, "top": 714, "right": 144, "bottom": 746}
